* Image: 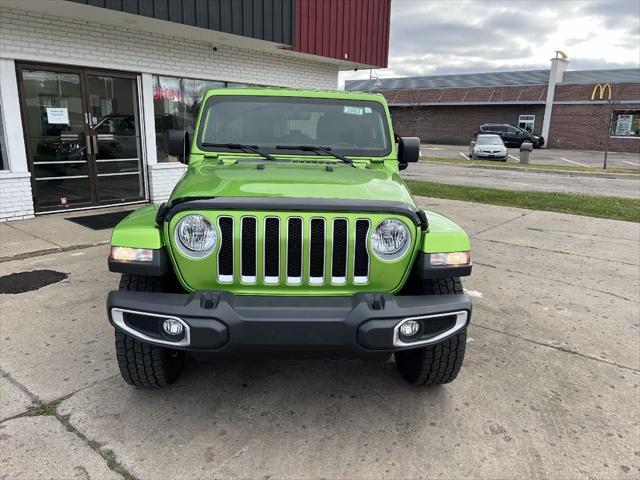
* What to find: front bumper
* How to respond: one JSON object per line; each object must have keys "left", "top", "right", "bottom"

{"left": 474, "top": 151, "right": 507, "bottom": 159}
{"left": 107, "top": 290, "right": 471, "bottom": 354}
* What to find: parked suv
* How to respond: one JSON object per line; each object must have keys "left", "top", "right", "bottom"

{"left": 477, "top": 124, "right": 544, "bottom": 148}
{"left": 107, "top": 88, "right": 473, "bottom": 388}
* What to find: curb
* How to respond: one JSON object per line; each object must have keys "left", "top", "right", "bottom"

{"left": 422, "top": 161, "right": 640, "bottom": 179}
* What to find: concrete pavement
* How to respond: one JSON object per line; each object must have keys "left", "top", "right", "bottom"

{"left": 402, "top": 162, "right": 640, "bottom": 198}
{"left": 1, "top": 199, "right": 639, "bottom": 479}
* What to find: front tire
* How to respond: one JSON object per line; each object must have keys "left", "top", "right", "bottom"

{"left": 114, "top": 274, "right": 186, "bottom": 388}
{"left": 395, "top": 277, "right": 468, "bottom": 386}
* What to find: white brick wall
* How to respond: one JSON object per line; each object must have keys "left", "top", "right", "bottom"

{"left": 0, "top": 172, "right": 34, "bottom": 222}
{"left": 148, "top": 164, "right": 188, "bottom": 203}
{"left": 0, "top": 6, "right": 339, "bottom": 89}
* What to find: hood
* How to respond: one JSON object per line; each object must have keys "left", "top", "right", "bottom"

{"left": 169, "top": 161, "right": 416, "bottom": 206}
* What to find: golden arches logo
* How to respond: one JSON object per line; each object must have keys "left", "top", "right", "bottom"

{"left": 591, "top": 83, "right": 612, "bottom": 101}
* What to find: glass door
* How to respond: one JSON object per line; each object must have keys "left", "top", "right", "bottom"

{"left": 19, "top": 67, "right": 92, "bottom": 211}
{"left": 17, "top": 64, "right": 146, "bottom": 212}
{"left": 86, "top": 73, "right": 144, "bottom": 204}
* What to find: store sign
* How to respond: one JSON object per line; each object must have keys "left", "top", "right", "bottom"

{"left": 153, "top": 87, "right": 183, "bottom": 102}
{"left": 615, "top": 115, "right": 633, "bottom": 136}
{"left": 46, "top": 107, "right": 69, "bottom": 124}
{"left": 590, "top": 83, "right": 612, "bottom": 101}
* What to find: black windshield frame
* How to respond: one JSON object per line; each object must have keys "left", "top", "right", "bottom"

{"left": 196, "top": 95, "right": 392, "bottom": 157}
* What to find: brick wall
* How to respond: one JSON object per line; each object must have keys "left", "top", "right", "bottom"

{"left": 390, "top": 105, "right": 546, "bottom": 145}
{"left": 148, "top": 164, "right": 188, "bottom": 203}
{"left": 554, "top": 83, "right": 640, "bottom": 102}
{"left": 0, "top": 172, "right": 34, "bottom": 222}
{"left": 549, "top": 104, "right": 640, "bottom": 152}
{"left": 0, "top": 6, "right": 339, "bottom": 90}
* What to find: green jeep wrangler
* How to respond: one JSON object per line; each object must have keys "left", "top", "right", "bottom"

{"left": 107, "top": 88, "right": 472, "bottom": 388}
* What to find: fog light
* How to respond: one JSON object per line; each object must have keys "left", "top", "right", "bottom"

{"left": 399, "top": 320, "right": 421, "bottom": 338}
{"left": 162, "top": 318, "right": 184, "bottom": 336}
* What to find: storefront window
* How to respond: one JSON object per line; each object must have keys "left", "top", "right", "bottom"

{"left": 610, "top": 110, "right": 640, "bottom": 137}
{"left": 518, "top": 114, "right": 535, "bottom": 134}
{"left": 0, "top": 101, "right": 7, "bottom": 170}
{"left": 153, "top": 75, "right": 226, "bottom": 162}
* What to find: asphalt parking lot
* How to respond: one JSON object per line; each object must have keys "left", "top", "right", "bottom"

{"left": 422, "top": 144, "right": 640, "bottom": 169}
{"left": 403, "top": 162, "right": 640, "bottom": 198}
{"left": 1, "top": 198, "right": 638, "bottom": 479}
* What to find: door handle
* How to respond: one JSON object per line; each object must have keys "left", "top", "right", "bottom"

{"left": 86, "top": 135, "right": 92, "bottom": 155}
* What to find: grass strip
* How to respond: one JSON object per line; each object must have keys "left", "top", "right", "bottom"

{"left": 421, "top": 156, "right": 640, "bottom": 175}
{"left": 405, "top": 180, "right": 640, "bottom": 222}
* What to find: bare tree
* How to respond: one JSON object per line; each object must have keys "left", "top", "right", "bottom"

{"left": 594, "top": 83, "right": 620, "bottom": 170}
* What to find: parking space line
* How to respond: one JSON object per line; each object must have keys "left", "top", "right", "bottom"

{"left": 459, "top": 152, "right": 469, "bottom": 160}
{"left": 622, "top": 160, "right": 640, "bottom": 167}
{"left": 560, "top": 157, "right": 590, "bottom": 168}
{"left": 508, "top": 154, "right": 520, "bottom": 161}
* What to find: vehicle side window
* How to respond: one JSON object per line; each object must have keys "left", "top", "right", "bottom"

{"left": 508, "top": 127, "right": 521, "bottom": 134}
{"left": 491, "top": 126, "right": 504, "bottom": 133}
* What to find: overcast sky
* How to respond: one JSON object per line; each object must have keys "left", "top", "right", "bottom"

{"left": 339, "top": 0, "right": 640, "bottom": 86}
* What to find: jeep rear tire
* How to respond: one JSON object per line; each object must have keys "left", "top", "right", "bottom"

{"left": 114, "top": 274, "right": 186, "bottom": 388}
{"left": 395, "top": 277, "right": 468, "bottom": 386}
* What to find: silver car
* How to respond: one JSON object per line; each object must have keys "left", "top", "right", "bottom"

{"left": 470, "top": 134, "right": 507, "bottom": 161}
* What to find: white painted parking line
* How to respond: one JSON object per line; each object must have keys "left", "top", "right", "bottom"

{"left": 508, "top": 154, "right": 520, "bottom": 161}
{"left": 560, "top": 157, "right": 590, "bottom": 168}
{"left": 622, "top": 160, "right": 640, "bottom": 167}
{"left": 459, "top": 152, "right": 470, "bottom": 160}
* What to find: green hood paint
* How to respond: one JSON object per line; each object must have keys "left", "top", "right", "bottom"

{"left": 170, "top": 162, "right": 416, "bottom": 205}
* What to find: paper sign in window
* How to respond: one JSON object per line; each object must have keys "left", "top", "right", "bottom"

{"left": 46, "top": 107, "right": 69, "bottom": 125}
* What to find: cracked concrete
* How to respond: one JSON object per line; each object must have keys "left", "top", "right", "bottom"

{"left": 1, "top": 197, "right": 638, "bottom": 479}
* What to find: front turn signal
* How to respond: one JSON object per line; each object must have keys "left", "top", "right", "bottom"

{"left": 109, "top": 247, "right": 154, "bottom": 262}
{"left": 430, "top": 252, "right": 471, "bottom": 266}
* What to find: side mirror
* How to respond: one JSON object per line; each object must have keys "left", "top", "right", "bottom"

{"left": 167, "top": 129, "right": 190, "bottom": 164}
{"left": 398, "top": 137, "right": 420, "bottom": 167}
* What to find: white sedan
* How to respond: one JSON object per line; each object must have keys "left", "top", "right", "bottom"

{"left": 470, "top": 134, "right": 507, "bottom": 161}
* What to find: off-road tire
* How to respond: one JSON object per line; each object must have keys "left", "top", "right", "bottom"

{"left": 114, "top": 273, "right": 186, "bottom": 388}
{"left": 395, "top": 277, "right": 467, "bottom": 386}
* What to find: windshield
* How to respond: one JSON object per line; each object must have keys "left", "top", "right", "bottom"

{"left": 197, "top": 96, "right": 391, "bottom": 157}
{"left": 477, "top": 136, "right": 503, "bottom": 145}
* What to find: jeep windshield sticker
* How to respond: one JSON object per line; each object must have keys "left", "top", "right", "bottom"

{"left": 343, "top": 106, "right": 364, "bottom": 115}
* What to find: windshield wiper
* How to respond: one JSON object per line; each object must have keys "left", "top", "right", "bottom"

{"left": 201, "top": 143, "right": 275, "bottom": 161}
{"left": 275, "top": 145, "right": 354, "bottom": 166}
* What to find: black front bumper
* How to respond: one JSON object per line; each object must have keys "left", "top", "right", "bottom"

{"left": 107, "top": 291, "right": 471, "bottom": 354}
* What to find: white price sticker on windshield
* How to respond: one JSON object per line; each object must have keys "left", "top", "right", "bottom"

{"left": 343, "top": 106, "right": 363, "bottom": 115}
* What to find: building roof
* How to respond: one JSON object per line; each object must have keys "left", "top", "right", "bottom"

{"left": 344, "top": 68, "right": 640, "bottom": 91}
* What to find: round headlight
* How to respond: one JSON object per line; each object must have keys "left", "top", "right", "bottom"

{"left": 175, "top": 214, "right": 216, "bottom": 258}
{"left": 371, "top": 219, "right": 411, "bottom": 261}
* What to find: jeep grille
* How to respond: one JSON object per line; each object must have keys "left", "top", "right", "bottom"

{"left": 219, "top": 215, "right": 371, "bottom": 286}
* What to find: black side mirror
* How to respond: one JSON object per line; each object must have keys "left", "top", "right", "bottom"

{"left": 398, "top": 137, "right": 420, "bottom": 168}
{"left": 167, "top": 129, "right": 190, "bottom": 164}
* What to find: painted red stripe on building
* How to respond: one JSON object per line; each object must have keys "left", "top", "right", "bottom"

{"left": 291, "top": 0, "right": 391, "bottom": 68}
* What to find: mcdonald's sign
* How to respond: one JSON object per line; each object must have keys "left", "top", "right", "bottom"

{"left": 591, "top": 83, "right": 612, "bottom": 101}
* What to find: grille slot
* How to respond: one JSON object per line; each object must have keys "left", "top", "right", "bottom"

{"left": 354, "top": 219, "right": 370, "bottom": 283}
{"left": 218, "top": 217, "right": 233, "bottom": 282}
{"left": 264, "top": 217, "right": 280, "bottom": 284}
{"left": 309, "top": 218, "right": 325, "bottom": 284}
{"left": 287, "top": 218, "right": 303, "bottom": 284}
{"left": 241, "top": 217, "right": 257, "bottom": 283}
{"left": 332, "top": 218, "right": 348, "bottom": 284}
